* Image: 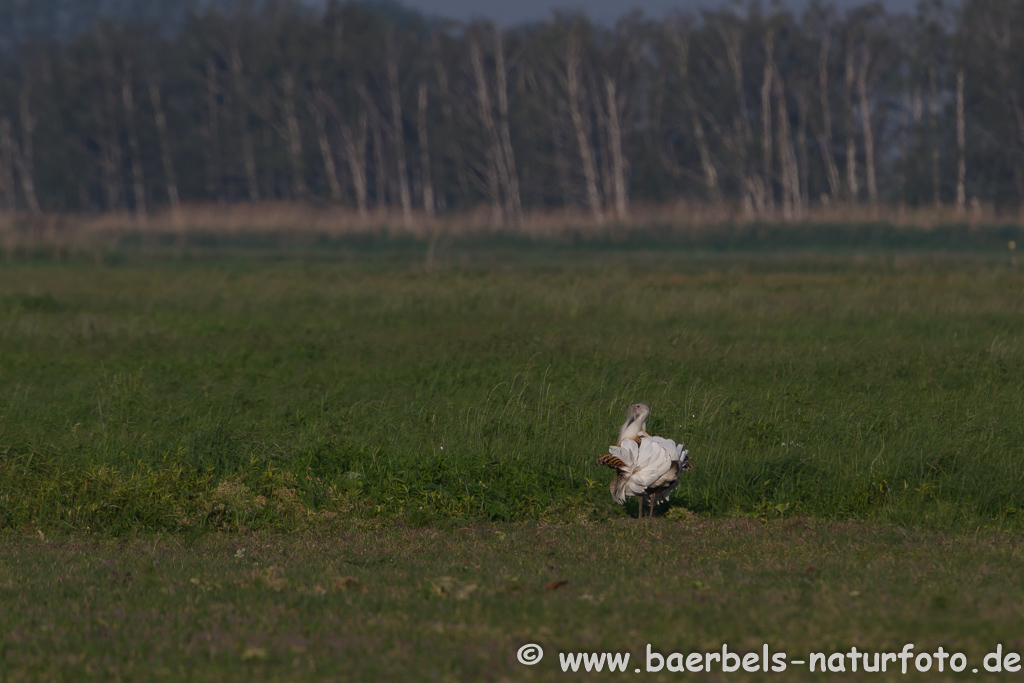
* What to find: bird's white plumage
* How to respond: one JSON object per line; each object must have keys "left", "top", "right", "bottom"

{"left": 606, "top": 435, "right": 689, "bottom": 505}
{"left": 643, "top": 436, "right": 689, "bottom": 506}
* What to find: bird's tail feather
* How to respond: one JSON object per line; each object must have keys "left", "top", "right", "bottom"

{"left": 609, "top": 475, "right": 631, "bottom": 504}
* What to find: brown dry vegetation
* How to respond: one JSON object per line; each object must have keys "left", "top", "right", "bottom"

{"left": 0, "top": 201, "right": 1019, "bottom": 252}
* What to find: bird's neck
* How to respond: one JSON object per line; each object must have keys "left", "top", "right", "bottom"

{"left": 618, "top": 423, "right": 646, "bottom": 445}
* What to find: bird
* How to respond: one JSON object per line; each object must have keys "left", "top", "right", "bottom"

{"left": 596, "top": 403, "right": 691, "bottom": 518}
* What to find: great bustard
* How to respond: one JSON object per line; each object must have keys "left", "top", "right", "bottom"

{"left": 596, "top": 403, "right": 691, "bottom": 518}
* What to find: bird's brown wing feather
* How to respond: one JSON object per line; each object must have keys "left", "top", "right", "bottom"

{"left": 596, "top": 454, "right": 627, "bottom": 470}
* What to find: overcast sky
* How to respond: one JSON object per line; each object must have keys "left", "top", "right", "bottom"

{"left": 396, "top": 0, "right": 924, "bottom": 25}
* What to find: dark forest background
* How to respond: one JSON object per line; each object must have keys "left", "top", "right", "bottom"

{"left": 0, "top": 0, "right": 1020, "bottom": 225}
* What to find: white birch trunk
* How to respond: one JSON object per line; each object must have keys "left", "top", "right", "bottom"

{"left": 674, "top": 29, "right": 720, "bottom": 205}
{"left": 761, "top": 29, "right": 775, "bottom": 214}
{"left": 857, "top": 47, "right": 877, "bottom": 206}
{"left": 721, "top": 25, "right": 757, "bottom": 214}
{"left": 147, "top": 81, "right": 180, "bottom": 214}
{"left": 386, "top": 45, "right": 412, "bottom": 225}
{"left": 693, "top": 113, "right": 721, "bottom": 205}
{"left": 417, "top": 81, "right": 435, "bottom": 218}
{"left": 470, "top": 37, "right": 509, "bottom": 224}
{"left": 309, "top": 94, "right": 342, "bottom": 203}
{"left": 566, "top": 35, "right": 602, "bottom": 223}
{"left": 121, "top": 64, "right": 147, "bottom": 224}
{"left": 94, "top": 97, "right": 121, "bottom": 212}
{"left": 929, "top": 65, "right": 940, "bottom": 207}
{"left": 817, "top": 30, "right": 842, "bottom": 201}
{"left": 796, "top": 90, "right": 810, "bottom": 214}
{"left": 371, "top": 116, "right": 386, "bottom": 207}
{"left": 340, "top": 110, "right": 369, "bottom": 216}
{"left": 604, "top": 76, "right": 628, "bottom": 220}
{"left": 772, "top": 62, "right": 800, "bottom": 219}
{"left": 229, "top": 46, "right": 259, "bottom": 203}
{"left": 843, "top": 39, "right": 859, "bottom": 203}
{"left": 12, "top": 84, "right": 40, "bottom": 215}
{"left": 435, "top": 58, "right": 469, "bottom": 203}
{"left": 203, "top": 58, "right": 220, "bottom": 202}
{"left": 281, "top": 72, "right": 307, "bottom": 199}
{"left": 956, "top": 69, "right": 966, "bottom": 214}
{"left": 493, "top": 27, "right": 521, "bottom": 224}
{"left": 0, "top": 118, "right": 15, "bottom": 210}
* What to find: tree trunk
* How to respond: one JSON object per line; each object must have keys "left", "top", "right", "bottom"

{"left": 761, "top": 28, "right": 775, "bottom": 214}
{"left": 15, "top": 83, "right": 40, "bottom": 215}
{"left": 340, "top": 110, "right": 369, "bottom": 216}
{"left": 203, "top": 57, "right": 221, "bottom": 202}
{"left": 0, "top": 119, "right": 15, "bottom": 211}
{"left": 817, "top": 30, "right": 842, "bottom": 202}
{"left": 565, "top": 35, "right": 602, "bottom": 223}
{"left": 929, "top": 65, "right": 941, "bottom": 207}
{"left": 897, "top": 91, "right": 911, "bottom": 205}
{"left": 239, "top": 119, "right": 259, "bottom": 203}
{"left": 203, "top": 60, "right": 222, "bottom": 201}
{"left": 721, "top": 25, "right": 756, "bottom": 214}
{"left": 147, "top": 80, "right": 180, "bottom": 214}
{"left": 553, "top": 125, "right": 573, "bottom": 207}
{"left": 604, "top": 76, "right": 628, "bottom": 220}
{"left": 843, "top": 37, "right": 859, "bottom": 203}
{"left": 371, "top": 115, "right": 386, "bottom": 208}
{"left": 956, "top": 69, "right": 966, "bottom": 214}
{"left": 281, "top": 72, "right": 307, "bottom": 200}
{"left": 589, "top": 83, "right": 610, "bottom": 216}
{"left": 309, "top": 91, "right": 342, "bottom": 203}
{"left": 386, "top": 41, "right": 412, "bottom": 226}
{"left": 857, "top": 46, "right": 877, "bottom": 206}
{"left": 229, "top": 46, "right": 259, "bottom": 203}
{"left": 593, "top": 85, "right": 614, "bottom": 209}
{"left": 493, "top": 27, "right": 521, "bottom": 225}
{"left": 692, "top": 112, "right": 720, "bottom": 205}
{"left": 121, "top": 62, "right": 147, "bottom": 224}
{"left": 94, "top": 97, "right": 121, "bottom": 212}
{"left": 470, "top": 36, "right": 509, "bottom": 224}
{"left": 675, "top": 29, "right": 720, "bottom": 205}
{"left": 1004, "top": 93, "right": 1024, "bottom": 206}
{"left": 772, "top": 61, "right": 800, "bottom": 219}
{"left": 96, "top": 53, "right": 125, "bottom": 213}
{"left": 435, "top": 58, "right": 469, "bottom": 205}
{"left": 796, "top": 89, "right": 810, "bottom": 214}
{"left": 484, "top": 150, "right": 501, "bottom": 225}
{"left": 417, "top": 81, "right": 435, "bottom": 218}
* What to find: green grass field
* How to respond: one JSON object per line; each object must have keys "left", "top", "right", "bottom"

{"left": 5, "top": 521, "right": 1024, "bottom": 681}
{"left": 1, "top": 243, "right": 1023, "bottom": 680}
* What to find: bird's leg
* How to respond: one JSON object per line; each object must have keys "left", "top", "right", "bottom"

{"left": 637, "top": 496, "right": 643, "bottom": 520}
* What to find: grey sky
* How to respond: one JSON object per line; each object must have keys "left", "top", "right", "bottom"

{"left": 397, "top": 0, "right": 924, "bottom": 25}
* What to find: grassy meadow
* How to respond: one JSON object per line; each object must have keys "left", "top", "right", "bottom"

{"left": 1, "top": 236, "right": 1023, "bottom": 679}
{"left": 2, "top": 246, "right": 1023, "bottom": 532}
{"left": 5, "top": 521, "right": 1024, "bottom": 681}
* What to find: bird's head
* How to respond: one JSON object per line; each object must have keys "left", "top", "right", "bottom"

{"left": 617, "top": 402, "right": 650, "bottom": 444}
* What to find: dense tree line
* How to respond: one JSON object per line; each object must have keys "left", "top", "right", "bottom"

{"left": 1, "top": 0, "right": 1023, "bottom": 222}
